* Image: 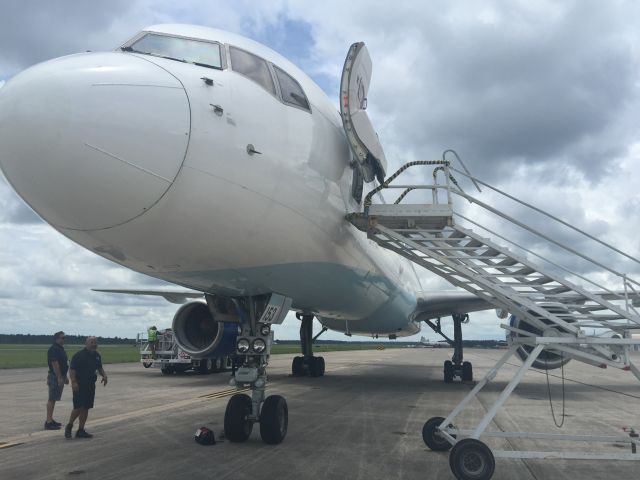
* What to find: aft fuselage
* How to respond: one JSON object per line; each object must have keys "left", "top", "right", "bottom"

{"left": 0, "top": 25, "right": 422, "bottom": 337}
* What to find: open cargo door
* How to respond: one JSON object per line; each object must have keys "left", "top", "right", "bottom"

{"left": 340, "top": 42, "right": 387, "bottom": 183}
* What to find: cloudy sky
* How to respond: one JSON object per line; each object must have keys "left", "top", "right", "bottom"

{"left": 1, "top": 0, "right": 640, "bottom": 341}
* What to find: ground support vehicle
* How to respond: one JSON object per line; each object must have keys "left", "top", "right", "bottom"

{"left": 137, "top": 329, "right": 230, "bottom": 374}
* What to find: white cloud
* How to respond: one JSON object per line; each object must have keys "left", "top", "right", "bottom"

{"left": 1, "top": 1, "right": 639, "bottom": 343}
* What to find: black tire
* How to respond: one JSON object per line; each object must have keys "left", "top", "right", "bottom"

{"left": 444, "top": 360, "right": 454, "bottom": 383}
{"left": 310, "top": 356, "right": 322, "bottom": 377}
{"left": 462, "top": 362, "right": 473, "bottom": 382}
{"left": 142, "top": 362, "right": 152, "bottom": 368}
{"left": 292, "top": 356, "right": 303, "bottom": 376}
{"left": 317, "top": 356, "right": 325, "bottom": 376}
{"left": 449, "top": 439, "right": 495, "bottom": 480}
{"left": 213, "top": 357, "right": 224, "bottom": 373}
{"left": 161, "top": 366, "right": 173, "bottom": 375}
{"left": 224, "top": 394, "right": 253, "bottom": 442}
{"left": 422, "top": 416, "right": 453, "bottom": 451}
{"left": 200, "top": 358, "right": 214, "bottom": 374}
{"left": 260, "top": 395, "right": 288, "bottom": 444}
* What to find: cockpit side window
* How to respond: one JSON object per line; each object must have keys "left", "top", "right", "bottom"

{"left": 127, "top": 33, "right": 223, "bottom": 69}
{"left": 229, "top": 46, "right": 276, "bottom": 95}
{"left": 273, "top": 66, "right": 310, "bottom": 111}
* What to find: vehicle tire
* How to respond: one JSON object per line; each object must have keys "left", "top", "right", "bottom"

{"left": 214, "top": 357, "right": 224, "bottom": 373}
{"left": 142, "top": 362, "right": 152, "bottom": 368}
{"left": 422, "top": 416, "right": 453, "bottom": 451}
{"left": 449, "top": 439, "right": 495, "bottom": 480}
{"left": 462, "top": 362, "right": 473, "bottom": 382}
{"left": 161, "top": 366, "right": 173, "bottom": 375}
{"left": 444, "top": 360, "right": 454, "bottom": 383}
{"left": 200, "top": 358, "right": 214, "bottom": 374}
{"left": 224, "top": 394, "right": 253, "bottom": 442}
{"left": 259, "top": 395, "right": 288, "bottom": 444}
{"left": 292, "top": 356, "right": 304, "bottom": 376}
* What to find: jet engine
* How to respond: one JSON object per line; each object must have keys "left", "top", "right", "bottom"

{"left": 507, "top": 315, "right": 571, "bottom": 370}
{"left": 172, "top": 301, "right": 238, "bottom": 358}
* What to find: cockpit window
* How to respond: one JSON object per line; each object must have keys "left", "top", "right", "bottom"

{"left": 229, "top": 46, "right": 275, "bottom": 95}
{"left": 125, "top": 33, "right": 223, "bottom": 69}
{"left": 273, "top": 66, "right": 310, "bottom": 111}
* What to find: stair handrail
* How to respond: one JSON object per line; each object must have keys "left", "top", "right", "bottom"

{"left": 363, "top": 160, "right": 453, "bottom": 215}
{"left": 448, "top": 164, "right": 640, "bottom": 268}
{"left": 362, "top": 155, "right": 640, "bottom": 314}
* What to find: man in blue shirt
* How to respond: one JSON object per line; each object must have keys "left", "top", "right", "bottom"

{"left": 45, "top": 331, "right": 68, "bottom": 430}
{"left": 64, "top": 336, "right": 108, "bottom": 439}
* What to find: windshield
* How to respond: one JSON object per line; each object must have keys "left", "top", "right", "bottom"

{"left": 125, "top": 33, "right": 222, "bottom": 69}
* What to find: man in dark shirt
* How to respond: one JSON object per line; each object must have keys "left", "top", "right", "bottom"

{"left": 64, "top": 336, "right": 108, "bottom": 439}
{"left": 45, "top": 331, "right": 68, "bottom": 430}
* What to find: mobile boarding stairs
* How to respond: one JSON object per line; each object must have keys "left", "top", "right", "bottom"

{"left": 347, "top": 152, "right": 640, "bottom": 479}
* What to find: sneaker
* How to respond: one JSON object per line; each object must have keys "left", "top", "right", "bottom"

{"left": 44, "top": 421, "right": 61, "bottom": 430}
{"left": 64, "top": 424, "right": 73, "bottom": 439}
{"left": 75, "top": 429, "right": 93, "bottom": 439}
{"left": 52, "top": 420, "right": 62, "bottom": 427}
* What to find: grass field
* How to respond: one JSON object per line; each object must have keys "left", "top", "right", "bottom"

{"left": 0, "top": 343, "right": 388, "bottom": 369}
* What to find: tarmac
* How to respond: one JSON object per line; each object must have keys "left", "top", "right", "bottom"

{"left": 0, "top": 348, "right": 638, "bottom": 479}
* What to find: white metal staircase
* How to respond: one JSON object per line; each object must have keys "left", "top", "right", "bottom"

{"left": 346, "top": 153, "right": 640, "bottom": 479}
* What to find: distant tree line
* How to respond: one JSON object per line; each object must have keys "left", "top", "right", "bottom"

{"left": 0, "top": 334, "right": 135, "bottom": 345}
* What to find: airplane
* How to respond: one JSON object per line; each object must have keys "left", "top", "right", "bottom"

{"left": 0, "top": 24, "right": 548, "bottom": 445}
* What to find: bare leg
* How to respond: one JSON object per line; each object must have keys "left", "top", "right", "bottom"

{"left": 46, "top": 400, "right": 55, "bottom": 422}
{"left": 68, "top": 408, "right": 82, "bottom": 427}
{"left": 78, "top": 409, "right": 88, "bottom": 430}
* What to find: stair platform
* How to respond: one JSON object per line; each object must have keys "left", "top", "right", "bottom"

{"left": 347, "top": 204, "right": 453, "bottom": 231}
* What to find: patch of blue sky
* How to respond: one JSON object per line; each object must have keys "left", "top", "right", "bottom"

{"left": 244, "top": 16, "right": 336, "bottom": 96}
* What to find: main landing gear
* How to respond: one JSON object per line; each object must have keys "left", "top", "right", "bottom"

{"left": 291, "top": 314, "right": 326, "bottom": 377}
{"left": 223, "top": 294, "right": 292, "bottom": 444}
{"left": 426, "top": 313, "right": 473, "bottom": 383}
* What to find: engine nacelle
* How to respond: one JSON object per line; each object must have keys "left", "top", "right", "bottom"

{"left": 172, "top": 301, "right": 238, "bottom": 358}
{"left": 507, "top": 315, "right": 571, "bottom": 370}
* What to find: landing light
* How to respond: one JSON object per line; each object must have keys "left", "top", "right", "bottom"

{"left": 237, "top": 338, "right": 250, "bottom": 353}
{"left": 252, "top": 338, "right": 266, "bottom": 353}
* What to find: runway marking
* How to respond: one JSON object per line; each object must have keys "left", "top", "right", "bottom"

{"left": 199, "top": 387, "right": 250, "bottom": 399}
{"left": 0, "top": 442, "right": 23, "bottom": 450}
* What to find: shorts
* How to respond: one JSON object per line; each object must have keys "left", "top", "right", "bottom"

{"left": 47, "top": 372, "right": 64, "bottom": 401}
{"left": 72, "top": 383, "right": 96, "bottom": 409}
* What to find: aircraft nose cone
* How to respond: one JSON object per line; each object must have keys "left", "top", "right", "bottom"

{"left": 0, "top": 52, "right": 190, "bottom": 231}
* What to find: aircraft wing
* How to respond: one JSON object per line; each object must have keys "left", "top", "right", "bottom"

{"left": 92, "top": 289, "right": 203, "bottom": 304}
{"left": 411, "top": 290, "right": 640, "bottom": 323}
{"left": 412, "top": 291, "right": 496, "bottom": 321}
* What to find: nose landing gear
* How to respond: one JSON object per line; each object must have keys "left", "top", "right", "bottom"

{"left": 222, "top": 293, "right": 292, "bottom": 444}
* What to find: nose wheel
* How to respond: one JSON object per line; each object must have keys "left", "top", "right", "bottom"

{"left": 259, "top": 395, "right": 288, "bottom": 444}
{"left": 224, "top": 394, "right": 253, "bottom": 442}
{"left": 224, "top": 393, "right": 289, "bottom": 444}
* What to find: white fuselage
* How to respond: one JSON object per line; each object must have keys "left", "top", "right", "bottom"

{"left": 0, "top": 25, "right": 422, "bottom": 337}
